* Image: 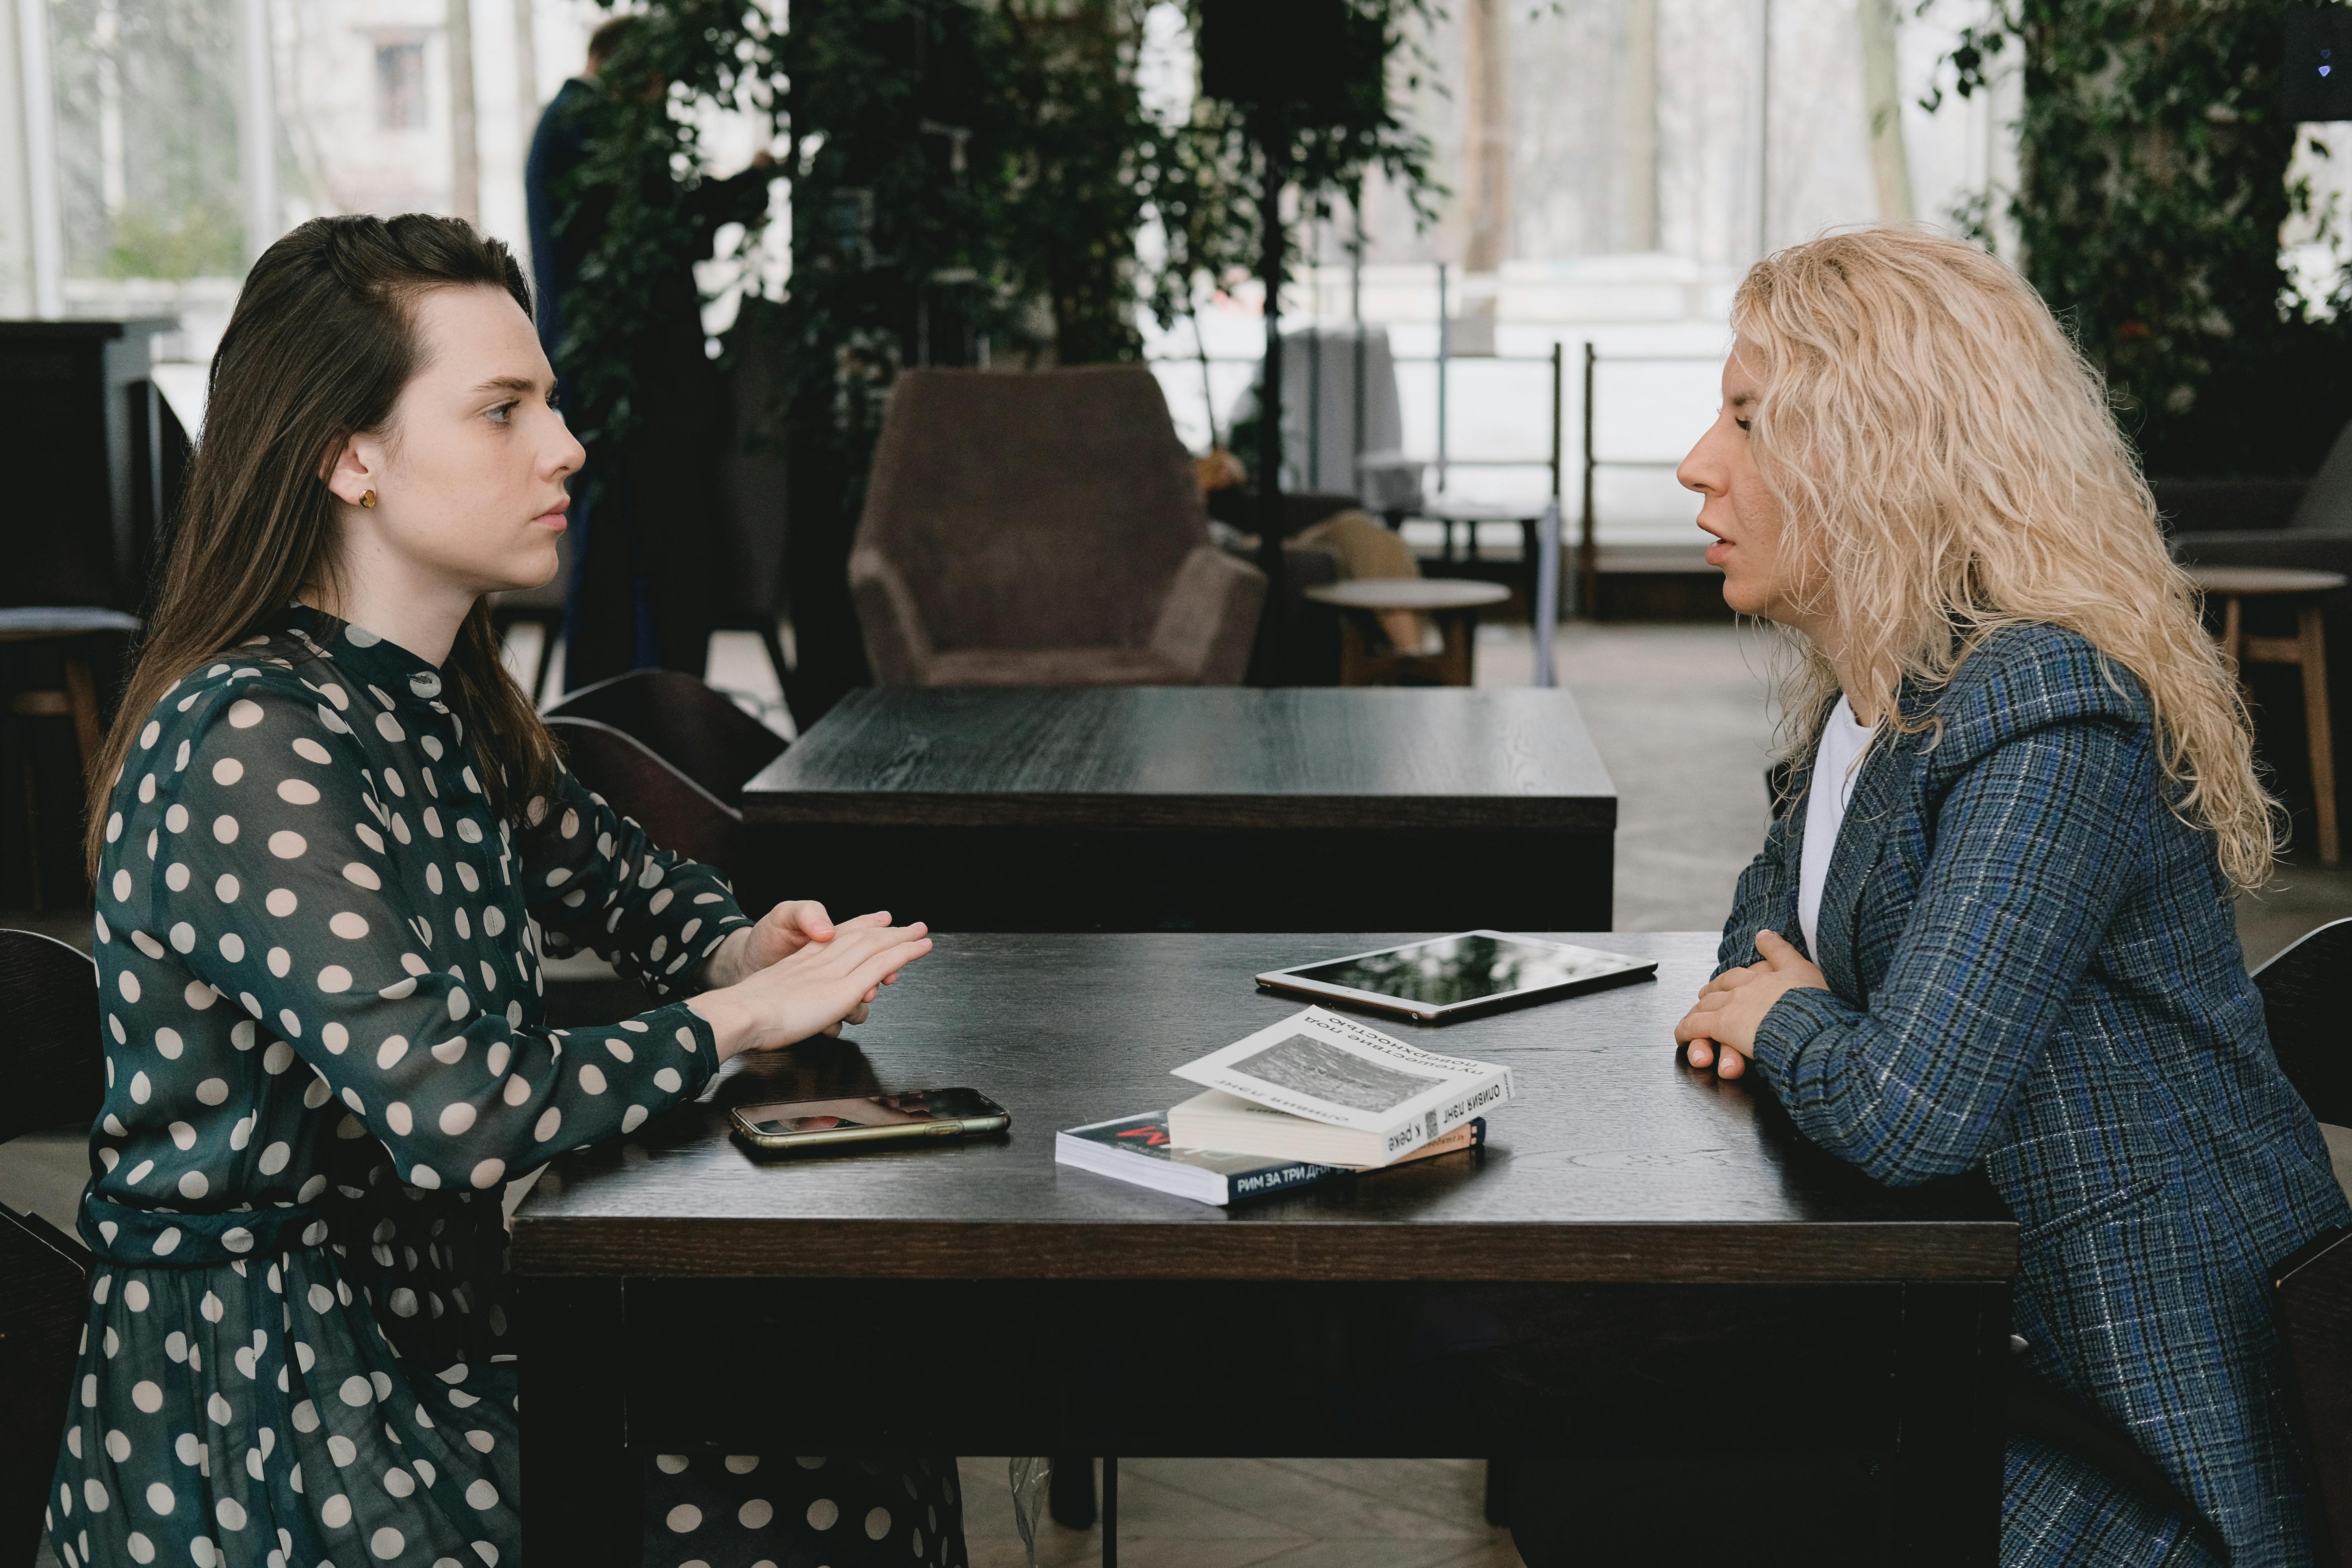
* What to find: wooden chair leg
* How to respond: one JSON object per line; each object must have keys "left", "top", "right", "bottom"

{"left": 1337, "top": 617, "right": 1374, "bottom": 687}
{"left": 61, "top": 653, "right": 102, "bottom": 778}
{"left": 2300, "top": 605, "right": 2339, "bottom": 865}
{"left": 2222, "top": 594, "right": 2244, "bottom": 674}
{"left": 1439, "top": 612, "right": 1473, "bottom": 687}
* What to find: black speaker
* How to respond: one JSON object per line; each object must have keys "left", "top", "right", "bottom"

{"left": 1198, "top": 0, "right": 1377, "bottom": 117}
{"left": 2285, "top": 6, "right": 2352, "bottom": 121}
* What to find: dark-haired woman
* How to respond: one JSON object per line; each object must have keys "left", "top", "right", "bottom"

{"left": 45, "top": 213, "right": 962, "bottom": 1568}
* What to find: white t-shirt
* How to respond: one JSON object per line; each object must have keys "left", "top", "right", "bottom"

{"left": 1797, "top": 694, "right": 1876, "bottom": 959}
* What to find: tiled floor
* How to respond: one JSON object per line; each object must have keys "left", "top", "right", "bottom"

{"left": 955, "top": 1457, "right": 1518, "bottom": 1568}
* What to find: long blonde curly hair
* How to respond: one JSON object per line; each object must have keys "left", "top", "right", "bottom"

{"left": 1737, "top": 226, "right": 2278, "bottom": 891}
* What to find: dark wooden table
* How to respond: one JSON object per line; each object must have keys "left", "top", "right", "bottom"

{"left": 739, "top": 687, "right": 1617, "bottom": 931}
{"left": 514, "top": 932, "right": 2016, "bottom": 1564}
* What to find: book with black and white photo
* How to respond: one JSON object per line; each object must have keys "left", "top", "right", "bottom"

{"left": 1055, "top": 1110, "right": 1487, "bottom": 1206}
{"left": 1164, "top": 1006, "right": 1514, "bottom": 1167}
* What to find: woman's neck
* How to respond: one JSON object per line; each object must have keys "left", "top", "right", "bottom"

{"left": 303, "top": 542, "right": 475, "bottom": 667}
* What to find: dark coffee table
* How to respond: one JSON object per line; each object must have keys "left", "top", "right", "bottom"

{"left": 514, "top": 931, "right": 2014, "bottom": 1566}
{"left": 739, "top": 686, "right": 1618, "bottom": 930}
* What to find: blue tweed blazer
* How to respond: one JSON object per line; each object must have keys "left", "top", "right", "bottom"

{"left": 1722, "top": 622, "right": 2351, "bottom": 1568}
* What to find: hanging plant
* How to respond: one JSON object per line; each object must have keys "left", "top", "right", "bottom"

{"left": 1931, "top": 0, "right": 2352, "bottom": 475}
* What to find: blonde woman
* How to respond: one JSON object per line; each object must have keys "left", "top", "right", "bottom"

{"left": 1673, "top": 229, "right": 2350, "bottom": 1566}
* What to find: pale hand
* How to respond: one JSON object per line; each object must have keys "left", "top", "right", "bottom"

{"left": 1674, "top": 928, "right": 1827, "bottom": 1080}
{"left": 688, "top": 918, "right": 932, "bottom": 1061}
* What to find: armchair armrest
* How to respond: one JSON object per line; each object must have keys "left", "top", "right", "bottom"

{"left": 1150, "top": 544, "right": 1267, "bottom": 685}
{"left": 848, "top": 548, "right": 937, "bottom": 685}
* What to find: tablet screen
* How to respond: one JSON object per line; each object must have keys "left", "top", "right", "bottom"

{"left": 1288, "top": 933, "right": 1638, "bottom": 1007}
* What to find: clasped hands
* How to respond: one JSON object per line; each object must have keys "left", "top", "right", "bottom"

{"left": 1674, "top": 929, "right": 1826, "bottom": 1081}
{"left": 691, "top": 900, "right": 932, "bottom": 1062}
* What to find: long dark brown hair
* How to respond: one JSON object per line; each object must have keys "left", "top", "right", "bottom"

{"left": 84, "top": 213, "right": 561, "bottom": 879}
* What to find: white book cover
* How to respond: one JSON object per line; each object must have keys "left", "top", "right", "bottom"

{"left": 1169, "top": 1006, "right": 1513, "bottom": 1161}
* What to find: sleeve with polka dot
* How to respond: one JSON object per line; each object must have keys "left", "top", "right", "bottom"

{"left": 133, "top": 677, "right": 722, "bottom": 1190}
{"left": 515, "top": 766, "right": 752, "bottom": 998}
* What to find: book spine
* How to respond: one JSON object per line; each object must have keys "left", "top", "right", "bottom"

{"left": 1221, "top": 1159, "right": 1347, "bottom": 1203}
{"left": 1376, "top": 1069, "right": 1514, "bottom": 1160}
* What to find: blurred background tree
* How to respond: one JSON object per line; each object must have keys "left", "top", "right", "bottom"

{"left": 1940, "top": 0, "right": 2352, "bottom": 476}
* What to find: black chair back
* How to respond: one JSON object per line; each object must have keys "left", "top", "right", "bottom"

{"left": 0, "top": 928, "right": 100, "bottom": 1568}
{"left": 548, "top": 716, "right": 743, "bottom": 876}
{"left": 546, "top": 670, "right": 786, "bottom": 808}
{"left": 2253, "top": 917, "right": 2352, "bottom": 1128}
{"left": 2254, "top": 919, "right": 2352, "bottom": 1568}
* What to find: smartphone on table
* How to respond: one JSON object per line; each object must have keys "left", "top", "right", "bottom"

{"left": 728, "top": 1088, "right": 1011, "bottom": 1155}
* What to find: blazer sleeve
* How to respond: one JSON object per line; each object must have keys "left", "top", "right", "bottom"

{"left": 146, "top": 680, "right": 723, "bottom": 1193}
{"left": 1746, "top": 714, "right": 2153, "bottom": 1186}
{"left": 514, "top": 768, "right": 752, "bottom": 998}
{"left": 1716, "top": 807, "right": 1799, "bottom": 978}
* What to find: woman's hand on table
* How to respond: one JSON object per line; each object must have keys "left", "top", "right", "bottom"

{"left": 689, "top": 918, "right": 932, "bottom": 1061}
{"left": 1675, "top": 929, "right": 1828, "bottom": 1080}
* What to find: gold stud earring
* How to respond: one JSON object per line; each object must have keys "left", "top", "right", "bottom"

{"left": 359, "top": 490, "right": 377, "bottom": 509}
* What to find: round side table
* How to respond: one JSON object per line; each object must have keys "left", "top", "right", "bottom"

{"left": 1303, "top": 577, "right": 1511, "bottom": 687}
{"left": 2185, "top": 566, "right": 2346, "bottom": 865}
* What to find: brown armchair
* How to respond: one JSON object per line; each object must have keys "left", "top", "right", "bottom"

{"left": 849, "top": 366, "right": 1266, "bottom": 686}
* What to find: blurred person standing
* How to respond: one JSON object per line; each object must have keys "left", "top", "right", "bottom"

{"left": 524, "top": 15, "right": 775, "bottom": 690}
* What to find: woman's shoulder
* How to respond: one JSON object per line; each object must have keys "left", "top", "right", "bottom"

{"left": 117, "top": 639, "right": 365, "bottom": 791}
{"left": 1920, "top": 622, "right": 2153, "bottom": 761}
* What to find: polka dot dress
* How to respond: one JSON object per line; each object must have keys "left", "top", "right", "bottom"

{"left": 37, "top": 610, "right": 969, "bottom": 1568}
{"left": 641, "top": 1454, "right": 966, "bottom": 1568}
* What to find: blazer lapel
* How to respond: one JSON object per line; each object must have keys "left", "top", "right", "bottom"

{"left": 1813, "top": 731, "right": 1906, "bottom": 1006}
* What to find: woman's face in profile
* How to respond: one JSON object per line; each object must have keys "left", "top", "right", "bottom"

{"left": 1679, "top": 341, "right": 1809, "bottom": 627}
{"left": 335, "top": 285, "right": 585, "bottom": 599}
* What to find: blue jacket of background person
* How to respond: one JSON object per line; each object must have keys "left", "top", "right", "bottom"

{"left": 1724, "top": 620, "right": 2352, "bottom": 1567}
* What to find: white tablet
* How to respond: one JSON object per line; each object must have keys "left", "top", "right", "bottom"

{"left": 1255, "top": 930, "right": 1657, "bottom": 1022}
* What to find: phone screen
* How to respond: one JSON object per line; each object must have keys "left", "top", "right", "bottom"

{"left": 743, "top": 1087, "right": 1002, "bottom": 1137}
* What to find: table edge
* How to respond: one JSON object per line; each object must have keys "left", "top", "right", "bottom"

{"left": 508, "top": 1217, "right": 2018, "bottom": 1283}
{"left": 740, "top": 792, "right": 1617, "bottom": 831}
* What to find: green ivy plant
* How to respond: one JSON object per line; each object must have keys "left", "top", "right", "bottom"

{"left": 558, "top": 0, "right": 1442, "bottom": 468}
{"left": 1933, "top": 0, "right": 2352, "bottom": 475}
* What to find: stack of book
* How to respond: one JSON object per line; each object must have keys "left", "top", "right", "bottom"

{"left": 1056, "top": 1006, "right": 1513, "bottom": 1206}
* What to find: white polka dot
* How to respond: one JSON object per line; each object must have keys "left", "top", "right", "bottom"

{"left": 194, "top": 1076, "right": 226, "bottom": 1104}
{"left": 206, "top": 1393, "right": 229, "bottom": 1424}
{"left": 215, "top": 874, "right": 239, "bottom": 902}
{"left": 169, "top": 921, "right": 195, "bottom": 952}
{"left": 218, "top": 933, "right": 244, "bottom": 963}
{"left": 655, "top": 1453, "right": 691, "bottom": 1474}
{"left": 177, "top": 1171, "right": 208, "bottom": 1199}
{"left": 383, "top": 1467, "right": 416, "bottom": 1498}
{"left": 277, "top": 778, "right": 321, "bottom": 805}
{"left": 106, "top": 1428, "right": 133, "bottom": 1460}
{"left": 228, "top": 700, "right": 263, "bottom": 729}
{"left": 266, "top": 888, "right": 297, "bottom": 916}
{"left": 866, "top": 1507, "right": 891, "bottom": 1539}
{"left": 410, "top": 1164, "right": 441, "bottom": 1189}
{"left": 806, "top": 1498, "right": 838, "bottom": 1530}
{"left": 165, "top": 862, "right": 190, "bottom": 892}
{"left": 117, "top": 970, "right": 140, "bottom": 1003}
{"left": 258, "top": 1141, "right": 290, "bottom": 1175}
{"left": 263, "top": 1041, "right": 294, "bottom": 1074}
{"left": 738, "top": 1498, "right": 773, "bottom": 1528}
{"left": 723, "top": 1455, "right": 760, "bottom": 1474}
{"left": 620, "top": 1105, "right": 648, "bottom": 1134}
{"left": 470, "top": 1158, "right": 505, "bottom": 1189}
{"left": 216, "top": 1497, "right": 246, "bottom": 1531}
{"left": 268, "top": 830, "right": 306, "bottom": 858}
{"left": 330, "top": 911, "right": 369, "bottom": 939}
{"left": 126, "top": 1531, "right": 156, "bottom": 1563}
{"left": 129, "top": 1071, "right": 151, "bottom": 1104}
{"left": 466, "top": 1479, "right": 498, "bottom": 1511}
{"left": 339, "top": 1375, "right": 372, "bottom": 1406}
{"left": 328, "top": 1434, "right": 357, "bottom": 1466}
{"left": 293, "top": 737, "right": 332, "bottom": 763}
{"left": 145, "top": 1481, "right": 173, "bottom": 1513}
{"left": 84, "top": 1478, "right": 109, "bottom": 1512}
{"left": 158, "top": 1028, "right": 186, "bottom": 1059}
{"left": 578, "top": 1064, "right": 607, "bottom": 1095}
{"left": 211, "top": 757, "right": 243, "bottom": 785}
{"left": 368, "top": 1526, "right": 405, "bottom": 1559}
{"left": 220, "top": 1227, "right": 252, "bottom": 1254}
{"left": 385, "top": 1101, "right": 413, "bottom": 1135}
{"left": 124, "top": 1281, "right": 149, "bottom": 1312}
{"left": 654, "top": 1068, "right": 682, "bottom": 1093}
{"left": 212, "top": 815, "right": 238, "bottom": 844}
{"left": 319, "top": 965, "right": 352, "bottom": 993}
{"left": 533, "top": 1108, "right": 561, "bottom": 1141}
{"left": 666, "top": 1504, "right": 702, "bottom": 1533}
{"left": 139, "top": 720, "right": 160, "bottom": 747}
{"left": 440, "top": 1103, "right": 477, "bottom": 1136}
{"left": 267, "top": 947, "right": 290, "bottom": 978}
{"left": 173, "top": 1429, "right": 197, "bottom": 1459}
{"left": 321, "top": 1494, "right": 351, "bottom": 1529}
{"left": 501, "top": 1074, "right": 530, "bottom": 1106}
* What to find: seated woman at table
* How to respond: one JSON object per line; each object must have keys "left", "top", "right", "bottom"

{"left": 46, "top": 213, "right": 958, "bottom": 1568}
{"left": 1660, "top": 227, "right": 2352, "bottom": 1566}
